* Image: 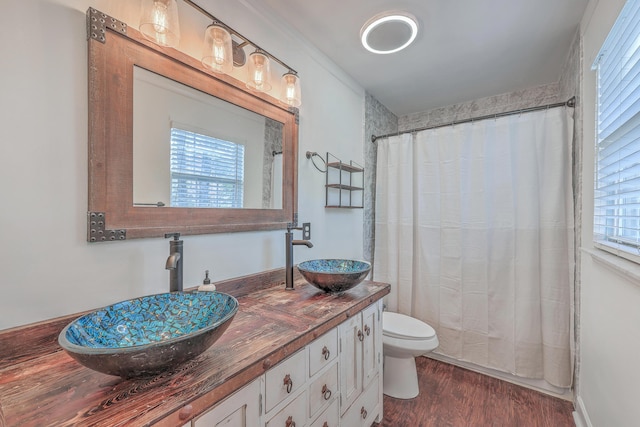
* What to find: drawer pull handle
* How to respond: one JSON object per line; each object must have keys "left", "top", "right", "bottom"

{"left": 285, "top": 415, "right": 296, "bottom": 427}
{"left": 283, "top": 374, "right": 293, "bottom": 393}
{"left": 322, "top": 346, "right": 330, "bottom": 360}
{"left": 321, "top": 384, "right": 332, "bottom": 400}
{"left": 357, "top": 329, "right": 364, "bottom": 342}
{"left": 322, "top": 423, "right": 329, "bottom": 427}
{"left": 178, "top": 404, "right": 193, "bottom": 420}
{"left": 361, "top": 406, "right": 368, "bottom": 419}
{"left": 364, "top": 324, "right": 371, "bottom": 336}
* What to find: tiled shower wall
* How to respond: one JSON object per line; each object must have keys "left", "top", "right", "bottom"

{"left": 398, "top": 82, "right": 563, "bottom": 132}
{"left": 263, "top": 118, "right": 284, "bottom": 208}
{"left": 363, "top": 92, "right": 398, "bottom": 266}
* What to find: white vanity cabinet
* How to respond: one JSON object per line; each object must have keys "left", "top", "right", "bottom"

{"left": 189, "top": 301, "right": 383, "bottom": 427}
{"left": 339, "top": 301, "right": 382, "bottom": 424}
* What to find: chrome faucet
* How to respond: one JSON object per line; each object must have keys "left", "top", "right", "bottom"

{"left": 165, "top": 233, "right": 183, "bottom": 292}
{"left": 285, "top": 221, "right": 312, "bottom": 290}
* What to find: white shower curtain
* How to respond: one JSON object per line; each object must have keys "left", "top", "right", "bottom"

{"left": 374, "top": 107, "right": 574, "bottom": 387}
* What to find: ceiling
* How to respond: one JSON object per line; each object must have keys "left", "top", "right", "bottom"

{"left": 256, "top": 0, "right": 589, "bottom": 117}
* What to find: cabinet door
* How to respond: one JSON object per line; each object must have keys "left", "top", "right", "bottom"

{"left": 338, "top": 314, "right": 362, "bottom": 415}
{"left": 194, "top": 377, "right": 262, "bottom": 427}
{"left": 361, "top": 303, "right": 379, "bottom": 389}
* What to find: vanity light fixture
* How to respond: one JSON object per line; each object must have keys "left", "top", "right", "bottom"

{"left": 280, "top": 71, "right": 302, "bottom": 107}
{"left": 201, "top": 22, "right": 233, "bottom": 74}
{"left": 246, "top": 50, "right": 272, "bottom": 93}
{"left": 141, "top": 0, "right": 302, "bottom": 105}
{"left": 139, "top": 0, "right": 181, "bottom": 48}
{"left": 360, "top": 12, "right": 418, "bottom": 54}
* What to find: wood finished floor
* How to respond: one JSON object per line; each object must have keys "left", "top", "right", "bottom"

{"left": 373, "top": 357, "right": 575, "bottom": 427}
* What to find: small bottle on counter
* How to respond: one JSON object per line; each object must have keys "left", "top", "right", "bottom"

{"left": 198, "top": 270, "right": 216, "bottom": 292}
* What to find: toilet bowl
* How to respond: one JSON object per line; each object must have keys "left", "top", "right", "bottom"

{"left": 382, "top": 311, "right": 439, "bottom": 399}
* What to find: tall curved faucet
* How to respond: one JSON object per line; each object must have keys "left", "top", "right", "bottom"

{"left": 286, "top": 222, "right": 312, "bottom": 290}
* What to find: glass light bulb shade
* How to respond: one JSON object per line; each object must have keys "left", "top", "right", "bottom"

{"left": 279, "top": 72, "right": 301, "bottom": 107}
{"left": 202, "top": 24, "right": 233, "bottom": 74}
{"left": 246, "top": 51, "right": 272, "bottom": 92}
{"left": 140, "top": 0, "right": 180, "bottom": 48}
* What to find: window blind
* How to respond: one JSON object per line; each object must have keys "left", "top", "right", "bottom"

{"left": 594, "top": 0, "right": 640, "bottom": 259}
{"left": 170, "top": 127, "right": 245, "bottom": 208}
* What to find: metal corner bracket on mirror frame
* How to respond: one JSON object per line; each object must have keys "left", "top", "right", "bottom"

{"left": 86, "top": 8, "right": 299, "bottom": 242}
{"left": 87, "top": 212, "right": 126, "bottom": 242}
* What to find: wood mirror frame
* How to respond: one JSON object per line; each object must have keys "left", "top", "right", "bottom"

{"left": 86, "top": 9, "right": 298, "bottom": 242}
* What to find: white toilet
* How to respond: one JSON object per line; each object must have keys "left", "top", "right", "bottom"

{"left": 382, "top": 311, "right": 439, "bottom": 399}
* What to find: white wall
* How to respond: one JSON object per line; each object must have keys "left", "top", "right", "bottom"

{"left": 577, "top": 0, "right": 640, "bottom": 426}
{"left": 0, "top": 0, "right": 365, "bottom": 330}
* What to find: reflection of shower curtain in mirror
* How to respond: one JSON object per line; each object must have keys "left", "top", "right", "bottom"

{"left": 373, "top": 107, "right": 574, "bottom": 388}
{"left": 271, "top": 153, "right": 283, "bottom": 209}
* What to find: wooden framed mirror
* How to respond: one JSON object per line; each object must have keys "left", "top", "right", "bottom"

{"left": 86, "top": 9, "right": 298, "bottom": 241}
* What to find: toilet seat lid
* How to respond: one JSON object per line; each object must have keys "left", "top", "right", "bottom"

{"left": 383, "top": 312, "right": 436, "bottom": 340}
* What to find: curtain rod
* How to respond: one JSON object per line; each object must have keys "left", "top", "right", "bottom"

{"left": 371, "top": 96, "right": 576, "bottom": 143}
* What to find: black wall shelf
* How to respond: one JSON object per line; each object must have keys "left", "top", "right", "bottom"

{"left": 325, "top": 152, "right": 364, "bottom": 208}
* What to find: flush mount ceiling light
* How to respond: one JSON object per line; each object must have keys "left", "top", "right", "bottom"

{"left": 360, "top": 12, "right": 418, "bottom": 54}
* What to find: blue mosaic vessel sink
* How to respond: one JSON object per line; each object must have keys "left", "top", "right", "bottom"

{"left": 58, "top": 291, "right": 238, "bottom": 378}
{"left": 297, "top": 259, "right": 371, "bottom": 293}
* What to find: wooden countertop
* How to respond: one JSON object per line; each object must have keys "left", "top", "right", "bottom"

{"left": 0, "top": 272, "right": 389, "bottom": 427}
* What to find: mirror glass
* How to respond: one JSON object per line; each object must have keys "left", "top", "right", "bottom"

{"left": 133, "top": 66, "right": 283, "bottom": 210}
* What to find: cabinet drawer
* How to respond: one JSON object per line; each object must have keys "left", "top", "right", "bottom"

{"left": 308, "top": 328, "right": 338, "bottom": 377}
{"left": 340, "top": 375, "right": 380, "bottom": 427}
{"left": 308, "top": 362, "right": 338, "bottom": 419}
{"left": 265, "top": 349, "right": 306, "bottom": 413}
{"left": 309, "top": 398, "right": 339, "bottom": 427}
{"left": 265, "top": 390, "right": 307, "bottom": 427}
{"left": 193, "top": 377, "right": 261, "bottom": 427}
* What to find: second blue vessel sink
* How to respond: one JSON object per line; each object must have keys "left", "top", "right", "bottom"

{"left": 297, "top": 259, "right": 371, "bottom": 293}
{"left": 58, "top": 291, "right": 238, "bottom": 378}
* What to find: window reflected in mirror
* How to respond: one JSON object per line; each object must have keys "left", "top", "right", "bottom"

{"left": 170, "top": 127, "right": 245, "bottom": 208}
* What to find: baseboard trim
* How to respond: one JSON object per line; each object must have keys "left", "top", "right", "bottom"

{"left": 425, "top": 353, "right": 574, "bottom": 401}
{"left": 573, "top": 396, "right": 593, "bottom": 427}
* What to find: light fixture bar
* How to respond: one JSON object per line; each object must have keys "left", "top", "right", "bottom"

{"left": 182, "top": 0, "right": 298, "bottom": 74}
